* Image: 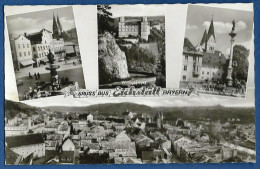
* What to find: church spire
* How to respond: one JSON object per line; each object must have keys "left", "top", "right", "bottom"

{"left": 52, "top": 12, "right": 59, "bottom": 39}
{"left": 200, "top": 29, "right": 208, "bottom": 45}
{"left": 207, "top": 16, "right": 216, "bottom": 42}
{"left": 56, "top": 14, "right": 63, "bottom": 36}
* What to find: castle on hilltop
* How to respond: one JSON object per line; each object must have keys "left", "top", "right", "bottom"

{"left": 118, "top": 16, "right": 150, "bottom": 40}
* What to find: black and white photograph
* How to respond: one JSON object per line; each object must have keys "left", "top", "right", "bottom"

{"left": 6, "top": 6, "right": 85, "bottom": 101}
{"left": 4, "top": 93, "right": 255, "bottom": 164}
{"left": 180, "top": 5, "right": 253, "bottom": 98}
{"left": 98, "top": 5, "right": 166, "bottom": 89}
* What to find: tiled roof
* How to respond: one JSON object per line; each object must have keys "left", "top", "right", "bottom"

{"left": 5, "top": 147, "right": 22, "bottom": 165}
{"left": 6, "top": 134, "right": 44, "bottom": 148}
{"left": 202, "top": 50, "right": 226, "bottom": 66}
{"left": 183, "top": 37, "right": 196, "bottom": 51}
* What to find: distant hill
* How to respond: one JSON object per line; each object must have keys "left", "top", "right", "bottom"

{"left": 5, "top": 100, "right": 255, "bottom": 124}
{"left": 47, "top": 102, "right": 154, "bottom": 116}
{"left": 5, "top": 100, "right": 44, "bottom": 119}
{"left": 46, "top": 102, "right": 255, "bottom": 124}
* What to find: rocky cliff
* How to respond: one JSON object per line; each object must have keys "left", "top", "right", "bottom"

{"left": 98, "top": 32, "right": 130, "bottom": 84}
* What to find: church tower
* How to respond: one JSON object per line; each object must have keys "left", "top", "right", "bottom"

{"left": 141, "top": 16, "right": 150, "bottom": 41}
{"left": 206, "top": 16, "right": 216, "bottom": 53}
{"left": 118, "top": 17, "right": 126, "bottom": 38}
{"left": 56, "top": 14, "right": 63, "bottom": 36}
{"left": 52, "top": 13, "right": 59, "bottom": 39}
{"left": 196, "top": 29, "right": 208, "bottom": 52}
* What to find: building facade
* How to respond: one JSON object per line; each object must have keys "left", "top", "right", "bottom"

{"left": 181, "top": 18, "right": 226, "bottom": 83}
{"left": 5, "top": 134, "right": 45, "bottom": 158}
{"left": 118, "top": 16, "right": 150, "bottom": 41}
{"left": 10, "top": 35, "right": 34, "bottom": 70}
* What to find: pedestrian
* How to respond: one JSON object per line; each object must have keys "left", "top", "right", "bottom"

{"left": 29, "top": 72, "right": 33, "bottom": 79}
{"left": 37, "top": 72, "right": 40, "bottom": 79}
{"left": 34, "top": 73, "right": 37, "bottom": 80}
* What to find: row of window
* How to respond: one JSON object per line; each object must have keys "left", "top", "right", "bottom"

{"left": 184, "top": 55, "right": 200, "bottom": 62}
{"left": 33, "top": 45, "right": 49, "bottom": 52}
{"left": 183, "top": 75, "right": 221, "bottom": 81}
{"left": 54, "top": 41, "right": 63, "bottom": 45}
{"left": 19, "top": 51, "right": 30, "bottom": 57}
{"left": 17, "top": 43, "right": 30, "bottom": 49}
{"left": 34, "top": 52, "right": 47, "bottom": 58}
{"left": 202, "top": 71, "right": 223, "bottom": 76}
{"left": 119, "top": 29, "right": 138, "bottom": 32}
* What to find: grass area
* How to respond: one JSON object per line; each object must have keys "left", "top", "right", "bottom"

{"left": 17, "top": 67, "right": 85, "bottom": 100}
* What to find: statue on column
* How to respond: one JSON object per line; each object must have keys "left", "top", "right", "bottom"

{"left": 47, "top": 49, "right": 55, "bottom": 65}
{"left": 231, "top": 20, "right": 236, "bottom": 32}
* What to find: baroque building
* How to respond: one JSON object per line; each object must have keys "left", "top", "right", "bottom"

{"left": 118, "top": 16, "right": 150, "bottom": 40}
{"left": 10, "top": 35, "right": 34, "bottom": 70}
{"left": 181, "top": 17, "right": 226, "bottom": 83}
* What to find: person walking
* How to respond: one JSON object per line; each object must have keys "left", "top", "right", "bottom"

{"left": 34, "top": 73, "right": 37, "bottom": 80}
{"left": 29, "top": 72, "right": 33, "bottom": 79}
{"left": 37, "top": 72, "right": 40, "bottom": 79}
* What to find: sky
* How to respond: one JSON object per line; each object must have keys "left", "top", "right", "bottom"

{"left": 185, "top": 4, "right": 253, "bottom": 55}
{"left": 22, "top": 88, "right": 254, "bottom": 108}
{"left": 110, "top": 5, "right": 165, "bottom": 18}
{"left": 6, "top": 6, "right": 76, "bottom": 36}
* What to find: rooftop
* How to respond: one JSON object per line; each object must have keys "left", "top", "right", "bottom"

{"left": 5, "top": 134, "right": 44, "bottom": 148}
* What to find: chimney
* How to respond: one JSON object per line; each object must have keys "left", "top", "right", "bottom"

{"left": 24, "top": 32, "right": 27, "bottom": 37}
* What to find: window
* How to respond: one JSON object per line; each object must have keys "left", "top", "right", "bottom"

{"left": 202, "top": 71, "right": 204, "bottom": 75}
{"left": 27, "top": 44, "right": 29, "bottom": 48}
{"left": 185, "top": 55, "right": 188, "bottom": 60}
{"left": 19, "top": 52, "right": 22, "bottom": 57}
{"left": 33, "top": 47, "right": 36, "bottom": 51}
{"left": 193, "top": 57, "right": 196, "bottom": 62}
{"left": 207, "top": 72, "right": 209, "bottom": 75}
{"left": 24, "top": 52, "right": 26, "bottom": 56}
{"left": 28, "top": 51, "right": 30, "bottom": 55}
{"left": 183, "top": 76, "right": 186, "bottom": 80}
{"left": 184, "top": 65, "right": 187, "bottom": 71}
{"left": 23, "top": 44, "right": 25, "bottom": 48}
{"left": 34, "top": 54, "right": 37, "bottom": 58}
{"left": 18, "top": 44, "right": 20, "bottom": 48}
{"left": 212, "top": 72, "right": 215, "bottom": 75}
{"left": 43, "top": 46, "right": 45, "bottom": 50}
{"left": 218, "top": 73, "right": 220, "bottom": 76}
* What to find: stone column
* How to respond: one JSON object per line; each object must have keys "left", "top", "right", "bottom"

{"left": 226, "top": 21, "right": 237, "bottom": 87}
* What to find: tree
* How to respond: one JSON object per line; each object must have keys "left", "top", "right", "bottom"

{"left": 232, "top": 45, "right": 249, "bottom": 82}
{"left": 97, "top": 5, "right": 115, "bottom": 34}
{"left": 223, "top": 45, "right": 249, "bottom": 83}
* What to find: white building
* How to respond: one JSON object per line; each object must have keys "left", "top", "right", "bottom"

{"left": 10, "top": 35, "right": 34, "bottom": 70}
{"left": 5, "top": 134, "right": 45, "bottom": 158}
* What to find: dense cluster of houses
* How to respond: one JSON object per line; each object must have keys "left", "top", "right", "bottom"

{"left": 5, "top": 109, "right": 255, "bottom": 165}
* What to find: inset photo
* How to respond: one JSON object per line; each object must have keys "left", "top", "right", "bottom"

{"left": 180, "top": 5, "right": 253, "bottom": 98}
{"left": 98, "top": 5, "right": 166, "bottom": 89}
{"left": 6, "top": 6, "right": 85, "bottom": 101}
